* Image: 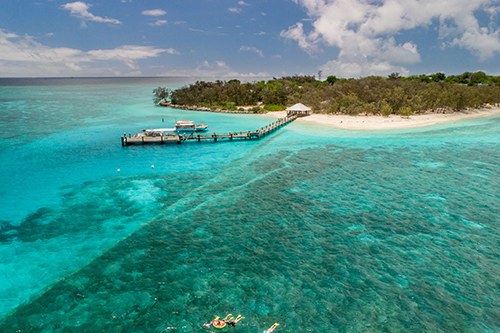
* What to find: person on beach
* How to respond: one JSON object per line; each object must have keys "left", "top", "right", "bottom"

{"left": 264, "top": 323, "right": 279, "bottom": 333}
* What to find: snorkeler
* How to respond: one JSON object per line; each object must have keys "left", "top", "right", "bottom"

{"left": 227, "top": 314, "right": 245, "bottom": 327}
{"left": 264, "top": 323, "right": 280, "bottom": 333}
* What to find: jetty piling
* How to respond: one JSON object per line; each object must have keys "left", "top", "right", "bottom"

{"left": 121, "top": 113, "right": 298, "bottom": 146}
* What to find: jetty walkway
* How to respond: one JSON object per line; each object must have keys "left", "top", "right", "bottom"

{"left": 121, "top": 113, "right": 298, "bottom": 146}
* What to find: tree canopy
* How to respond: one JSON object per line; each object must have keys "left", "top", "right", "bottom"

{"left": 155, "top": 71, "right": 500, "bottom": 116}
{"left": 152, "top": 87, "right": 171, "bottom": 105}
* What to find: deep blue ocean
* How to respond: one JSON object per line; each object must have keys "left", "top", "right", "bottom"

{"left": 0, "top": 78, "right": 500, "bottom": 332}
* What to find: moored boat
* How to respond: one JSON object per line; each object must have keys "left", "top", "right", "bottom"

{"left": 141, "top": 120, "right": 208, "bottom": 135}
{"left": 174, "top": 120, "right": 208, "bottom": 132}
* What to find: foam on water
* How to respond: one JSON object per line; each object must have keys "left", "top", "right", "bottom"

{"left": 1, "top": 79, "right": 500, "bottom": 332}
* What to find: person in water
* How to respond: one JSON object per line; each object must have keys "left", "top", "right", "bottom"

{"left": 203, "top": 317, "right": 217, "bottom": 327}
{"left": 204, "top": 314, "right": 233, "bottom": 328}
{"left": 203, "top": 316, "right": 221, "bottom": 327}
{"left": 264, "top": 323, "right": 280, "bottom": 333}
{"left": 227, "top": 315, "right": 245, "bottom": 327}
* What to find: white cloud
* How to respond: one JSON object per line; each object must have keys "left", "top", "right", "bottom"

{"left": 255, "top": 31, "right": 267, "bottom": 35}
{"left": 282, "top": 0, "right": 500, "bottom": 77}
{"left": 157, "top": 67, "right": 270, "bottom": 79}
{"left": 61, "top": 2, "right": 121, "bottom": 25}
{"left": 164, "top": 48, "right": 180, "bottom": 55}
{"left": 262, "top": 12, "right": 267, "bottom": 16}
{"left": 228, "top": 7, "right": 242, "bottom": 13}
{"left": 216, "top": 61, "right": 228, "bottom": 68}
{"left": 226, "top": 71, "right": 270, "bottom": 78}
{"left": 452, "top": 31, "right": 500, "bottom": 61}
{"left": 189, "top": 28, "right": 205, "bottom": 33}
{"left": 0, "top": 30, "right": 172, "bottom": 76}
{"left": 321, "top": 59, "right": 410, "bottom": 78}
{"left": 142, "top": 9, "right": 167, "bottom": 16}
{"left": 280, "top": 22, "right": 317, "bottom": 53}
{"left": 239, "top": 45, "right": 264, "bottom": 58}
{"left": 149, "top": 20, "right": 167, "bottom": 26}
{"left": 87, "top": 45, "right": 172, "bottom": 69}
{"left": 238, "top": 1, "right": 250, "bottom": 5}
{"left": 124, "top": 71, "right": 142, "bottom": 76}
{"left": 198, "top": 60, "right": 229, "bottom": 69}
{"left": 380, "top": 39, "right": 421, "bottom": 65}
{"left": 156, "top": 59, "right": 270, "bottom": 79}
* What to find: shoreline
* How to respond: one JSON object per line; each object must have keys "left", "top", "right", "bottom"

{"left": 264, "top": 106, "right": 500, "bottom": 130}
{"left": 159, "top": 102, "right": 265, "bottom": 114}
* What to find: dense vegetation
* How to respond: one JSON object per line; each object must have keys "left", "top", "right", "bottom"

{"left": 153, "top": 72, "right": 500, "bottom": 115}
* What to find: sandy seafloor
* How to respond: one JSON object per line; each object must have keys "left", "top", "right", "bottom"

{"left": 1, "top": 78, "right": 500, "bottom": 332}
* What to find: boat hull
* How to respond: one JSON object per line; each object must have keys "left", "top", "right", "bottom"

{"left": 176, "top": 125, "right": 208, "bottom": 132}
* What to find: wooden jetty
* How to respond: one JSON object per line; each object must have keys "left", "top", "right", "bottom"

{"left": 121, "top": 113, "right": 298, "bottom": 146}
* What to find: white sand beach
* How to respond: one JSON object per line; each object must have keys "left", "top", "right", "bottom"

{"left": 264, "top": 106, "right": 500, "bottom": 130}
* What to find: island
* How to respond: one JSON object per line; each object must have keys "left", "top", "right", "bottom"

{"left": 153, "top": 71, "right": 500, "bottom": 130}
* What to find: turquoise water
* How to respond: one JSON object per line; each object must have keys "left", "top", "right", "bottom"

{"left": 1, "top": 79, "right": 500, "bottom": 332}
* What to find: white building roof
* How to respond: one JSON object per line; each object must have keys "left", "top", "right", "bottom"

{"left": 286, "top": 103, "right": 312, "bottom": 111}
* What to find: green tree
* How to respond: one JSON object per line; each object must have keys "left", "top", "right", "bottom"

{"left": 380, "top": 101, "right": 393, "bottom": 116}
{"left": 153, "top": 87, "right": 171, "bottom": 104}
{"left": 432, "top": 72, "right": 446, "bottom": 81}
{"left": 418, "top": 74, "right": 431, "bottom": 83}
{"left": 470, "top": 71, "right": 487, "bottom": 85}
{"left": 400, "top": 106, "right": 412, "bottom": 118}
{"left": 164, "top": 72, "right": 500, "bottom": 115}
{"left": 326, "top": 75, "right": 337, "bottom": 85}
{"left": 388, "top": 72, "right": 401, "bottom": 80}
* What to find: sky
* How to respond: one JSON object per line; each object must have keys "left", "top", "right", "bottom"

{"left": 1, "top": 0, "right": 500, "bottom": 78}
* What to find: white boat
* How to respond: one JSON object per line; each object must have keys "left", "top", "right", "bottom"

{"left": 141, "top": 120, "right": 208, "bottom": 135}
{"left": 174, "top": 120, "right": 209, "bottom": 132}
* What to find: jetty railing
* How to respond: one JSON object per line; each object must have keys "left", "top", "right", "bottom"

{"left": 121, "top": 114, "right": 298, "bottom": 146}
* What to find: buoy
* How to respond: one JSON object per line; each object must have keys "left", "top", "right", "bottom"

{"left": 151, "top": 165, "right": 154, "bottom": 169}
{"left": 117, "top": 169, "right": 121, "bottom": 172}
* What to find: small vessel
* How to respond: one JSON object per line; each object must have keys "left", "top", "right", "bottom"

{"left": 141, "top": 120, "right": 208, "bottom": 135}
{"left": 174, "top": 120, "right": 208, "bottom": 132}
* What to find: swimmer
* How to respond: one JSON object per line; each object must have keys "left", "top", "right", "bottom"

{"left": 222, "top": 313, "right": 233, "bottom": 323}
{"left": 264, "top": 323, "right": 279, "bottom": 333}
{"left": 203, "top": 316, "right": 219, "bottom": 327}
{"left": 227, "top": 314, "right": 245, "bottom": 327}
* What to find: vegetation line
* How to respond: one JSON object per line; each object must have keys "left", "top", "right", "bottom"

{"left": 153, "top": 72, "right": 500, "bottom": 116}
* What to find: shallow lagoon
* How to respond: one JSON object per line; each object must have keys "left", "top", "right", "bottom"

{"left": 1, "top": 79, "right": 500, "bottom": 332}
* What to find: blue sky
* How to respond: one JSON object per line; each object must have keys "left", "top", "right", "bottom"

{"left": 1, "top": 0, "right": 499, "bottom": 78}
